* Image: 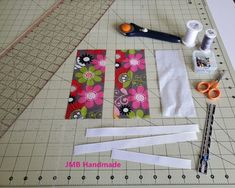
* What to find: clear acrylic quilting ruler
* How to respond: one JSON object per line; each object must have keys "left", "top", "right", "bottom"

{"left": 0, "top": 0, "right": 114, "bottom": 138}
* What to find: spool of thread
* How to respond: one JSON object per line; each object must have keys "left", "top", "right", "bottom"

{"left": 182, "top": 20, "right": 203, "bottom": 48}
{"left": 200, "top": 29, "right": 217, "bottom": 51}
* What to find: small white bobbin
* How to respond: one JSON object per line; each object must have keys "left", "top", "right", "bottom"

{"left": 182, "top": 20, "right": 203, "bottom": 48}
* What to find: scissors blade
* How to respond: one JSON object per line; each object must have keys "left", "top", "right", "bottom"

{"left": 216, "top": 71, "right": 225, "bottom": 83}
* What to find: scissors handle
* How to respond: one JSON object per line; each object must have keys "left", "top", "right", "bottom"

{"left": 196, "top": 81, "right": 211, "bottom": 93}
{"left": 208, "top": 88, "right": 221, "bottom": 100}
{"left": 196, "top": 81, "right": 219, "bottom": 93}
{"left": 196, "top": 81, "right": 220, "bottom": 100}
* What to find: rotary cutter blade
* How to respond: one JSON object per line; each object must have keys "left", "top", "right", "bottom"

{"left": 119, "top": 23, "right": 181, "bottom": 43}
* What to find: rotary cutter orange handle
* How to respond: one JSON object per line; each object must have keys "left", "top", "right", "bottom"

{"left": 119, "top": 23, "right": 181, "bottom": 43}
{"left": 196, "top": 80, "right": 221, "bottom": 100}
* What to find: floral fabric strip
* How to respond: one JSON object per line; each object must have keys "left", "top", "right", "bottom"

{"left": 114, "top": 49, "right": 150, "bottom": 119}
{"left": 65, "top": 50, "right": 106, "bottom": 119}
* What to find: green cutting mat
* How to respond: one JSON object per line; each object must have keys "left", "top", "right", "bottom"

{"left": 0, "top": 0, "right": 235, "bottom": 187}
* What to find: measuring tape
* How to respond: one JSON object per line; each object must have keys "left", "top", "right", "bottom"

{"left": 198, "top": 103, "right": 216, "bottom": 174}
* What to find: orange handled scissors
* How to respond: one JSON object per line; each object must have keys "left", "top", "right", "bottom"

{"left": 196, "top": 71, "right": 225, "bottom": 100}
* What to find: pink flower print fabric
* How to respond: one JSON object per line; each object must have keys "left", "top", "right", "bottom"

{"left": 128, "top": 86, "right": 149, "bottom": 109}
{"left": 78, "top": 85, "right": 104, "bottom": 108}
{"left": 65, "top": 50, "right": 106, "bottom": 119}
{"left": 123, "top": 53, "right": 145, "bottom": 72}
{"left": 114, "top": 49, "right": 150, "bottom": 119}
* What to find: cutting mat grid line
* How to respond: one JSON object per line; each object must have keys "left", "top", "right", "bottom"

{"left": 0, "top": 0, "right": 58, "bottom": 52}
{"left": 0, "top": 0, "right": 114, "bottom": 137}
{"left": 0, "top": 0, "right": 235, "bottom": 187}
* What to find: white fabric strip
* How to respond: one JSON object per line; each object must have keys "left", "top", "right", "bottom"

{"left": 74, "top": 132, "right": 197, "bottom": 155}
{"left": 155, "top": 50, "right": 196, "bottom": 117}
{"left": 86, "top": 124, "right": 199, "bottom": 137}
{"left": 111, "top": 149, "right": 191, "bottom": 169}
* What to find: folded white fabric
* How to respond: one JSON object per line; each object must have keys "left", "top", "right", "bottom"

{"left": 155, "top": 50, "right": 196, "bottom": 117}
{"left": 111, "top": 149, "right": 191, "bottom": 169}
{"left": 86, "top": 124, "right": 199, "bottom": 137}
{"left": 74, "top": 132, "right": 197, "bottom": 155}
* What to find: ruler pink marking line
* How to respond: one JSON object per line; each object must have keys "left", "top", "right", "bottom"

{"left": 0, "top": 0, "right": 64, "bottom": 59}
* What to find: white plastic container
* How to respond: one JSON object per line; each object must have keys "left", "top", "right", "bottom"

{"left": 192, "top": 50, "right": 217, "bottom": 74}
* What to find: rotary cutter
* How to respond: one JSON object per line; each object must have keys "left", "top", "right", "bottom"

{"left": 119, "top": 23, "right": 181, "bottom": 43}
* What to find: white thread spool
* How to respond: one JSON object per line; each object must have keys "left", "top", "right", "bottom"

{"left": 182, "top": 20, "right": 203, "bottom": 48}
